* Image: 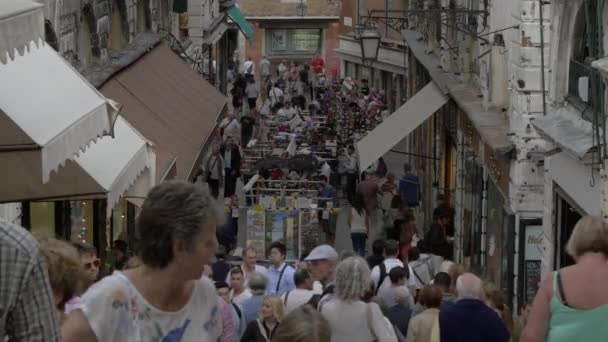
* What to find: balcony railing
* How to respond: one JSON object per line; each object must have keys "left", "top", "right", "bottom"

{"left": 568, "top": 60, "right": 604, "bottom": 113}
{"left": 568, "top": 59, "right": 607, "bottom": 160}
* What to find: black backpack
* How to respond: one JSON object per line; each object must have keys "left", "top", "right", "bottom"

{"left": 307, "top": 284, "right": 335, "bottom": 310}
{"left": 375, "top": 263, "right": 387, "bottom": 295}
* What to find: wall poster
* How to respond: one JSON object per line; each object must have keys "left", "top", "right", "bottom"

{"left": 271, "top": 30, "right": 287, "bottom": 51}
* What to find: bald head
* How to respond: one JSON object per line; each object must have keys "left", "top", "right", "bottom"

{"left": 456, "top": 273, "right": 483, "bottom": 300}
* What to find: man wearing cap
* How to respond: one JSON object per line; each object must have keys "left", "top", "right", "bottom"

{"left": 304, "top": 245, "right": 338, "bottom": 309}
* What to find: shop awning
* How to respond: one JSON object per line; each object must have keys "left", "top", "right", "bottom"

{"left": 0, "top": 41, "right": 119, "bottom": 184}
{"left": 226, "top": 5, "right": 254, "bottom": 44}
{"left": 0, "top": 117, "right": 156, "bottom": 218}
{"left": 403, "top": 29, "right": 513, "bottom": 155}
{"left": 100, "top": 43, "right": 226, "bottom": 182}
{"left": 532, "top": 106, "right": 597, "bottom": 159}
{"left": 357, "top": 82, "right": 448, "bottom": 172}
{"left": 0, "top": 0, "right": 44, "bottom": 64}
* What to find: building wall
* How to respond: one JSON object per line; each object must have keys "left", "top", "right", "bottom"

{"left": 241, "top": 20, "right": 341, "bottom": 73}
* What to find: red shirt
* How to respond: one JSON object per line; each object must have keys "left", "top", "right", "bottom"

{"left": 311, "top": 56, "right": 324, "bottom": 74}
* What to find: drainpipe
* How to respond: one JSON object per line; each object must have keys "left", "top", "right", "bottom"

{"left": 481, "top": 169, "right": 488, "bottom": 268}
{"left": 539, "top": 0, "right": 547, "bottom": 116}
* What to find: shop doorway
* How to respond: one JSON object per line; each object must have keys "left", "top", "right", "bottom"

{"left": 554, "top": 187, "right": 584, "bottom": 268}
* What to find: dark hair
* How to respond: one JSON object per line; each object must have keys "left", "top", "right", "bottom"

{"left": 433, "top": 207, "right": 447, "bottom": 221}
{"left": 372, "top": 240, "right": 385, "bottom": 257}
{"left": 351, "top": 192, "right": 366, "bottom": 215}
{"left": 215, "top": 245, "right": 227, "bottom": 259}
{"left": 137, "top": 180, "right": 221, "bottom": 268}
{"left": 389, "top": 266, "right": 408, "bottom": 284}
{"left": 384, "top": 239, "right": 399, "bottom": 257}
{"left": 319, "top": 175, "right": 329, "bottom": 183}
{"left": 420, "top": 285, "right": 443, "bottom": 308}
{"left": 390, "top": 195, "right": 404, "bottom": 209}
{"left": 408, "top": 247, "right": 420, "bottom": 261}
{"left": 294, "top": 268, "right": 311, "bottom": 287}
{"left": 214, "top": 281, "right": 230, "bottom": 290}
{"left": 112, "top": 240, "right": 128, "bottom": 254}
{"left": 434, "top": 272, "right": 452, "bottom": 290}
{"left": 230, "top": 267, "right": 244, "bottom": 277}
{"left": 269, "top": 241, "right": 287, "bottom": 256}
{"left": 71, "top": 241, "right": 97, "bottom": 257}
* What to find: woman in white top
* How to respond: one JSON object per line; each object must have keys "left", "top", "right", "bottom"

{"left": 61, "top": 181, "right": 223, "bottom": 342}
{"left": 348, "top": 193, "right": 369, "bottom": 257}
{"left": 321, "top": 256, "right": 398, "bottom": 342}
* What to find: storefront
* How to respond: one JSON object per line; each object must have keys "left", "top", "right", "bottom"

{"left": 265, "top": 28, "right": 322, "bottom": 57}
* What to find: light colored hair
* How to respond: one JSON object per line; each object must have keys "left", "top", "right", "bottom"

{"left": 456, "top": 273, "right": 483, "bottom": 300}
{"left": 272, "top": 305, "right": 331, "bottom": 342}
{"left": 566, "top": 215, "right": 608, "bottom": 257}
{"left": 261, "top": 296, "right": 285, "bottom": 322}
{"left": 242, "top": 245, "right": 258, "bottom": 257}
{"left": 249, "top": 272, "right": 268, "bottom": 292}
{"left": 394, "top": 286, "right": 410, "bottom": 304}
{"left": 335, "top": 256, "right": 371, "bottom": 301}
{"left": 37, "top": 237, "right": 82, "bottom": 309}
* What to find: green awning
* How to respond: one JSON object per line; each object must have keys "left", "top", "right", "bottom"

{"left": 226, "top": 5, "right": 254, "bottom": 44}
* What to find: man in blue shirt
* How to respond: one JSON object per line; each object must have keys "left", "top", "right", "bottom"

{"left": 265, "top": 241, "right": 295, "bottom": 295}
{"left": 319, "top": 175, "right": 338, "bottom": 244}
{"left": 399, "top": 163, "right": 421, "bottom": 207}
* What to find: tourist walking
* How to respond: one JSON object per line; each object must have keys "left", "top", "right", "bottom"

{"left": 348, "top": 193, "right": 369, "bottom": 257}
{"left": 205, "top": 145, "right": 224, "bottom": 198}
{"left": 266, "top": 241, "right": 296, "bottom": 296}
{"left": 405, "top": 285, "right": 442, "bottom": 342}
{"left": 439, "top": 273, "right": 510, "bottom": 342}
{"left": 321, "top": 256, "right": 398, "bottom": 342}
{"left": 521, "top": 216, "right": 608, "bottom": 342}
{"left": 241, "top": 296, "right": 284, "bottom": 342}
{"left": 221, "top": 137, "right": 241, "bottom": 197}
{"left": 61, "top": 181, "right": 223, "bottom": 341}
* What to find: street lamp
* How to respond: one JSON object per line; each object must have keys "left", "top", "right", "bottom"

{"left": 359, "top": 27, "right": 381, "bottom": 65}
{"left": 296, "top": 0, "right": 307, "bottom": 16}
{"left": 353, "top": 24, "right": 366, "bottom": 39}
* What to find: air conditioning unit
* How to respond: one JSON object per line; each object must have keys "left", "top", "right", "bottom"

{"left": 578, "top": 76, "right": 589, "bottom": 102}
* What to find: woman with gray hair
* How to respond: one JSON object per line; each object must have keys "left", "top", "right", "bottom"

{"left": 521, "top": 216, "right": 608, "bottom": 342}
{"left": 321, "top": 256, "right": 398, "bottom": 342}
{"left": 62, "top": 181, "right": 224, "bottom": 342}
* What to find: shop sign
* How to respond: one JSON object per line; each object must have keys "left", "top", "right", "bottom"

{"left": 524, "top": 225, "right": 543, "bottom": 304}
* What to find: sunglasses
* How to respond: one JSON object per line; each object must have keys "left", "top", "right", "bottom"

{"left": 83, "top": 259, "right": 101, "bottom": 270}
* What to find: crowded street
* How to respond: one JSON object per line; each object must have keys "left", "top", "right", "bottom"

{"left": 2, "top": 0, "right": 608, "bottom": 342}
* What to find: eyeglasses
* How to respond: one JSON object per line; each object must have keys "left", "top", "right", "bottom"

{"left": 83, "top": 259, "right": 101, "bottom": 270}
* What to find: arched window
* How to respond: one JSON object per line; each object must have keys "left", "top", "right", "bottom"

{"left": 109, "top": 0, "right": 128, "bottom": 49}
{"left": 137, "top": 0, "right": 151, "bottom": 34}
{"left": 568, "top": 0, "right": 604, "bottom": 107}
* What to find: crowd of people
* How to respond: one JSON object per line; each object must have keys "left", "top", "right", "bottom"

{"left": 3, "top": 54, "right": 608, "bottom": 342}
{"left": 2, "top": 180, "right": 608, "bottom": 341}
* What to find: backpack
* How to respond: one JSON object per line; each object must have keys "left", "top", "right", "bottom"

{"left": 375, "top": 263, "right": 387, "bottom": 295}
{"left": 307, "top": 284, "right": 335, "bottom": 310}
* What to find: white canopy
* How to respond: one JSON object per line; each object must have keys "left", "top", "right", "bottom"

{"left": 357, "top": 82, "right": 448, "bottom": 172}
{"left": 0, "top": 0, "right": 45, "bottom": 64}
{"left": 0, "top": 117, "right": 156, "bottom": 218}
{"left": 74, "top": 116, "right": 156, "bottom": 217}
{"left": 0, "top": 41, "right": 119, "bottom": 183}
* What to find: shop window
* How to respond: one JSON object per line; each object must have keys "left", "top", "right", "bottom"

{"left": 70, "top": 200, "right": 94, "bottom": 245}
{"left": 30, "top": 202, "right": 55, "bottom": 238}
{"left": 265, "top": 29, "right": 322, "bottom": 56}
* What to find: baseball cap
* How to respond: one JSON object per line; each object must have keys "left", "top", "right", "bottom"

{"left": 304, "top": 245, "right": 338, "bottom": 262}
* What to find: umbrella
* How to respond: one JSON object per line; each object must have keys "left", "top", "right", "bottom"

{"left": 255, "top": 157, "right": 288, "bottom": 170}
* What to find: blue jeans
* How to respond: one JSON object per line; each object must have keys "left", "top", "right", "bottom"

{"left": 351, "top": 233, "right": 367, "bottom": 257}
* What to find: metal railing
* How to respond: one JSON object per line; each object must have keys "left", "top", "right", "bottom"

{"left": 568, "top": 59, "right": 607, "bottom": 161}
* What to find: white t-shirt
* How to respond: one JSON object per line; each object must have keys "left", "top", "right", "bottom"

{"left": 281, "top": 288, "right": 321, "bottom": 314}
{"left": 80, "top": 272, "right": 222, "bottom": 342}
{"left": 230, "top": 288, "right": 252, "bottom": 306}
{"left": 370, "top": 258, "right": 417, "bottom": 291}
{"left": 244, "top": 60, "right": 255, "bottom": 75}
